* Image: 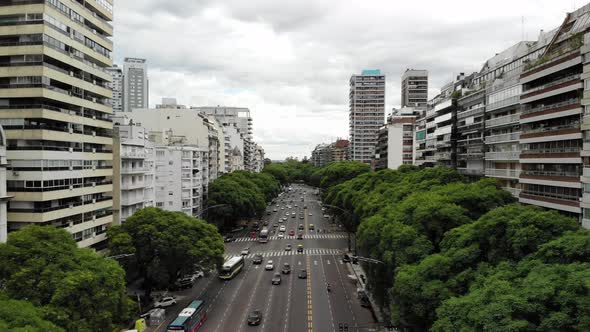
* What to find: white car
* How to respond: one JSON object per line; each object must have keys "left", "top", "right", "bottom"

{"left": 278, "top": 232, "right": 285, "bottom": 238}
{"left": 279, "top": 225, "right": 286, "bottom": 232}
{"left": 265, "top": 260, "right": 274, "bottom": 270}
{"left": 241, "top": 248, "right": 250, "bottom": 255}
{"left": 285, "top": 212, "right": 289, "bottom": 216}
{"left": 154, "top": 296, "right": 176, "bottom": 308}
{"left": 309, "top": 213, "right": 313, "bottom": 216}
{"left": 322, "top": 207, "right": 326, "bottom": 211}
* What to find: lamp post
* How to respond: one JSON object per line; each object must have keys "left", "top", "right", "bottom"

{"left": 322, "top": 203, "right": 357, "bottom": 255}
{"left": 195, "top": 204, "right": 228, "bottom": 219}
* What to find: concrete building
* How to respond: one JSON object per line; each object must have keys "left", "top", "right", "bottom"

{"left": 331, "top": 139, "right": 350, "bottom": 162}
{"left": 0, "top": 126, "right": 8, "bottom": 243}
{"left": 107, "top": 65, "right": 123, "bottom": 112}
{"left": 229, "top": 147, "right": 244, "bottom": 172}
{"left": 123, "top": 57, "right": 148, "bottom": 112}
{"left": 193, "top": 107, "right": 255, "bottom": 171}
{"left": 518, "top": 6, "right": 590, "bottom": 219}
{"left": 154, "top": 144, "right": 207, "bottom": 218}
{"left": 456, "top": 89, "right": 486, "bottom": 178}
{"left": 349, "top": 70, "right": 386, "bottom": 164}
{"left": 375, "top": 108, "right": 417, "bottom": 170}
{"left": 311, "top": 143, "right": 331, "bottom": 167}
{"left": 401, "top": 69, "right": 429, "bottom": 108}
{"left": 0, "top": 0, "right": 114, "bottom": 249}
{"left": 253, "top": 144, "right": 265, "bottom": 173}
{"left": 112, "top": 115, "right": 155, "bottom": 225}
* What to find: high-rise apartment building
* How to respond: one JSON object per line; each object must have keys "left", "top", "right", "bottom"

{"left": 349, "top": 70, "right": 386, "bottom": 164}
{"left": 106, "top": 65, "right": 123, "bottom": 112}
{"left": 123, "top": 57, "right": 148, "bottom": 112}
{"left": 0, "top": 0, "right": 114, "bottom": 248}
{"left": 375, "top": 108, "right": 417, "bottom": 171}
{"left": 401, "top": 69, "right": 428, "bottom": 108}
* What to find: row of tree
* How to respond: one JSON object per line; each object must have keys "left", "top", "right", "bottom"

{"left": 206, "top": 171, "right": 281, "bottom": 229}
{"left": 294, "top": 163, "right": 590, "bottom": 331}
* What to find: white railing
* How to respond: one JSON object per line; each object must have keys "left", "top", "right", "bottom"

{"left": 502, "top": 187, "right": 521, "bottom": 197}
{"left": 485, "top": 168, "right": 521, "bottom": 178}
{"left": 485, "top": 132, "right": 520, "bottom": 144}
{"left": 485, "top": 151, "right": 520, "bottom": 160}
{"left": 522, "top": 74, "right": 581, "bottom": 95}
{"left": 485, "top": 113, "right": 521, "bottom": 128}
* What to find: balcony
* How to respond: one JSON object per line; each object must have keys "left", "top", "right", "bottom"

{"left": 120, "top": 166, "right": 147, "bottom": 174}
{"left": 519, "top": 192, "right": 580, "bottom": 213}
{"left": 521, "top": 99, "right": 579, "bottom": 118}
{"left": 435, "top": 152, "right": 452, "bottom": 160}
{"left": 457, "top": 168, "right": 484, "bottom": 176}
{"left": 502, "top": 187, "right": 521, "bottom": 197}
{"left": 121, "top": 195, "right": 144, "bottom": 206}
{"left": 457, "top": 152, "right": 484, "bottom": 160}
{"left": 520, "top": 169, "right": 580, "bottom": 179}
{"left": 485, "top": 151, "right": 520, "bottom": 161}
{"left": 521, "top": 123, "right": 580, "bottom": 139}
{"left": 121, "top": 181, "right": 145, "bottom": 190}
{"left": 486, "top": 168, "right": 521, "bottom": 179}
{"left": 520, "top": 74, "right": 582, "bottom": 103}
{"left": 121, "top": 150, "right": 146, "bottom": 159}
{"left": 485, "top": 132, "right": 520, "bottom": 144}
{"left": 485, "top": 113, "right": 520, "bottom": 128}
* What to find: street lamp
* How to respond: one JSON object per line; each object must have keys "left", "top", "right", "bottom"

{"left": 322, "top": 203, "right": 357, "bottom": 255}
{"left": 195, "top": 204, "right": 228, "bottom": 219}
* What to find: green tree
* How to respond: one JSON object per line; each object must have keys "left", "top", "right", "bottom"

{"left": 0, "top": 226, "right": 131, "bottom": 331}
{"left": 107, "top": 208, "right": 224, "bottom": 298}
{"left": 0, "top": 294, "right": 64, "bottom": 332}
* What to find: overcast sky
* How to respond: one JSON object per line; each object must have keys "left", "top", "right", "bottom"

{"left": 113, "top": 0, "right": 576, "bottom": 160}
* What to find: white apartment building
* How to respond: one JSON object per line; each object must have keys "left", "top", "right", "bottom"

{"left": 0, "top": 126, "right": 8, "bottom": 243}
{"left": 112, "top": 115, "right": 155, "bottom": 225}
{"left": 0, "top": 0, "right": 114, "bottom": 249}
{"left": 106, "top": 65, "right": 123, "bottom": 112}
{"left": 155, "top": 145, "right": 207, "bottom": 218}
{"left": 123, "top": 57, "right": 148, "bottom": 112}
{"left": 349, "top": 70, "right": 386, "bottom": 164}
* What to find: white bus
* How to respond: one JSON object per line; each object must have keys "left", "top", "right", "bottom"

{"left": 219, "top": 256, "right": 244, "bottom": 280}
{"left": 258, "top": 227, "right": 269, "bottom": 243}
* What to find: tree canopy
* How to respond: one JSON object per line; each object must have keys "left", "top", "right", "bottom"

{"left": 0, "top": 226, "right": 132, "bottom": 331}
{"left": 107, "top": 207, "right": 224, "bottom": 296}
{"left": 0, "top": 294, "right": 64, "bottom": 332}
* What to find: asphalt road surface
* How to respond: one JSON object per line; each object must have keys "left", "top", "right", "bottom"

{"left": 150, "top": 184, "right": 375, "bottom": 332}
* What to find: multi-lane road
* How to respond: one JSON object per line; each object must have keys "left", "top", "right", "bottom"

{"left": 150, "top": 184, "right": 375, "bottom": 332}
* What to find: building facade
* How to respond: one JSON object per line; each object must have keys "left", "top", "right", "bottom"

{"left": 112, "top": 116, "right": 155, "bottom": 225}
{"left": 123, "top": 57, "right": 148, "bottom": 112}
{"left": 0, "top": 0, "right": 114, "bottom": 248}
{"left": 0, "top": 126, "right": 8, "bottom": 243}
{"left": 331, "top": 139, "right": 349, "bottom": 162}
{"left": 106, "top": 65, "right": 123, "bottom": 112}
{"left": 401, "top": 69, "right": 429, "bottom": 108}
{"left": 349, "top": 70, "right": 386, "bottom": 164}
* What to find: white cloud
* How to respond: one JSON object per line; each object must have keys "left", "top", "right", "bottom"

{"left": 113, "top": 0, "right": 572, "bottom": 159}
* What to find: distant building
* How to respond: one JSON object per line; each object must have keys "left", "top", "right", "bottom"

{"left": 331, "top": 139, "right": 350, "bottom": 162}
{"left": 311, "top": 139, "right": 350, "bottom": 167}
{"left": 375, "top": 108, "right": 418, "bottom": 170}
{"left": 311, "top": 144, "right": 331, "bottom": 167}
{"left": 107, "top": 65, "right": 124, "bottom": 112}
{"left": 349, "top": 70, "right": 386, "bottom": 164}
{"left": 123, "top": 58, "right": 149, "bottom": 112}
{"left": 401, "top": 69, "right": 429, "bottom": 108}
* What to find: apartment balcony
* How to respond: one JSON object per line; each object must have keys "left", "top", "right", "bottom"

{"left": 486, "top": 96, "right": 520, "bottom": 112}
{"left": 485, "top": 132, "right": 520, "bottom": 144}
{"left": 485, "top": 113, "right": 520, "bottom": 128}
{"left": 457, "top": 121, "right": 483, "bottom": 132}
{"left": 121, "top": 150, "right": 146, "bottom": 159}
{"left": 121, "top": 181, "right": 145, "bottom": 190}
{"left": 520, "top": 147, "right": 581, "bottom": 164}
{"left": 520, "top": 170, "right": 580, "bottom": 186}
{"left": 486, "top": 168, "right": 521, "bottom": 179}
{"left": 457, "top": 152, "right": 484, "bottom": 160}
{"left": 520, "top": 99, "right": 580, "bottom": 122}
{"left": 520, "top": 123, "right": 580, "bottom": 141}
{"left": 519, "top": 192, "right": 581, "bottom": 214}
{"left": 121, "top": 195, "right": 144, "bottom": 206}
{"left": 502, "top": 187, "right": 521, "bottom": 198}
{"left": 120, "top": 166, "right": 147, "bottom": 174}
{"left": 485, "top": 151, "right": 520, "bottom": 161}
{"left": 457, "top": 167, "right": 484, "bottom": 176}
{"left": 520, "top": 74, "right": 582, "bottom": 104}
{"left": 435, "top": 152, "right": 452, "bottom": 160}
{"left": 521, "top": 51, "right": 581, "bottom": 82}
{"left": 456, "top": 137, "right": 483, "bottom": 147}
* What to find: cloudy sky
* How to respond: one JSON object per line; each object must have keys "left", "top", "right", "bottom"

{"left": 113, "top": 0, "right": 575, "bottom": 160}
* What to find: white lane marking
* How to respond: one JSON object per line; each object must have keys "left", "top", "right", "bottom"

{"left": 327, "top": 260, "right": 331, "bottom": 265}
{"left": 262, "top": 255, "right": 282, "bottom": 332}
{"left": 319, "top": 255, "right": 336, "bottom": 332}
{"left": 213, "top": 263, "right": 253, "bottom": 332}
{"left": 332, "top": 254, "right": 358, "bottom": 329}
{"left": 298, "top": 261, "right": 302, "bottom": 265}
{"left": 314, "top": 260, "right": 318, "bottom": 266}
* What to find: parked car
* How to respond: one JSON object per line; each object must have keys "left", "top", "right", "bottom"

{"left": 172, "top": 277, "right": 193, "bottom": 290}
{"left": 272, "top": 272, "right": 282, "bottom": 285}
{"left": 154, "top": 296, "right": 176, "bottom": 308}
{"left": 247, "top": 310, "right": 262, "bottom": 326}
{"left": 253, "top": 254, "right": 263, "bottom": 264}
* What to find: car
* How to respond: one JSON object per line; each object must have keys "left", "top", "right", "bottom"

{"left": 298, "top": 224, "right": 304, "bottom": 230}
{"left": 297, "top": 233, "right": 303, "bottom": 240}
{"left": 297, "top": 244, "right": 304, "bottom": 253}
{"left": 342, "top": 254, "right": 351, "bottom": 263}
{"left": 323, "top": 214, "right": 330, "bottom": 218}
{"left": 322, "top": 207, "right": 326, "bottom": 211}
{"left": 241, "top": 247, "right": 250, "bottom": 255}
{"left": 309, "top": 224, "right": 315, "bottom": 230}
{"left": 285, "top": 212, "right": 289, "bottom": 216}
{"left": 263, "top": 221, "right": 268, "bottom": 226}
{"left": 224, "top": 236, "right": 235, "bottom": 243}
{"left": 253, "top": 254, "right": 263, "bottom": 264}
{"left": 281, "top": 207, "right": 285, "bottom": 210}
{"left": 294, "top": 204, "right": 298, "bottom": 207}
{"left": 272, "top": 272, "right": 282, "bottom": 285}
{"left": 247, "top": 310, "right": 262, "bottom": 326}
{"left": 298, "top": 269, "right": 307, "bottom": 279}
{"left": 154, "top": 296, "right": 176, "bottom": 308}
{"left": 265, "top": 260, "right": 274, "bottom": 270}
{"left": 309, "top": 212, "right": 313, "bottom": 216}
{"left": 285, "top": 244, "right": 292, "bottom": 251}
{"left": 282, "top": 262, "right": 291, "bottom": 274}
{"left": 288, "top": 229, "right": 295, "bottom": 236}
{"left": 172, "top": 277, "right": 193, "bottom": 290}
{"left": 273, "top": 223, "right": 279, "bottom": 227}
{"left": 278, "top": 232, "right": 285, "bottom": 238}
{"left": 299, "top": 215, "right": 304, "bottom": 220}
{"left": 266, "top": 211, "right": 271, "bottom": 215}
{"left": 291, "top": 214, "right": 296, "bottom": 218}
{"left": 279, "top": 225, "right": 286, "bottom": 232}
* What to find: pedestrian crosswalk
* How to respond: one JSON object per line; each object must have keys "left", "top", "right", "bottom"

{"left": 232, "top": 234, "right": 347, "bottom": 242}
{"left": 224, "top": 248, "right": 342, "bottom": 260}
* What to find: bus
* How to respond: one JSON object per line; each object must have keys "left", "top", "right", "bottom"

{"left": 219, "top": 256, "right": 244, "bottom": 280}
{"left": 258, "top": 227, "right": 269, "bottom": 243}
{"left": 166, "top": 300, "right": 207, "bottom": 332}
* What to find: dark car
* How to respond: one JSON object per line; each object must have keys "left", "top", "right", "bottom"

{"left": 247, "top": 310, "right": 262, "bottom": 326}
{"left": 172, "top": 277, "right": 193, "bottom": 290}
{"left": 282, "top": 262, "right": 291, "bottom": 274}
{"left": 298, "top": 269, "right": 307, "bottom": 279}
{"left": 253, "top": 254, "right": 263, "bottom": 264}
{"left": 297, "top": 233, "right": 303, "bottom": 240}
{"left": 224, "top": 236, "right": 235, "bottom": 243}
{"left": 342, "top": 254, "right": 351, "bottom": 263}
{"left": 271, "top": 273, "right": 282, "bottom": 285}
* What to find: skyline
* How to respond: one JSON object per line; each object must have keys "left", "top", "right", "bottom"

{"left": 114, "top": 0, "right": 572, "bottom": 159}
